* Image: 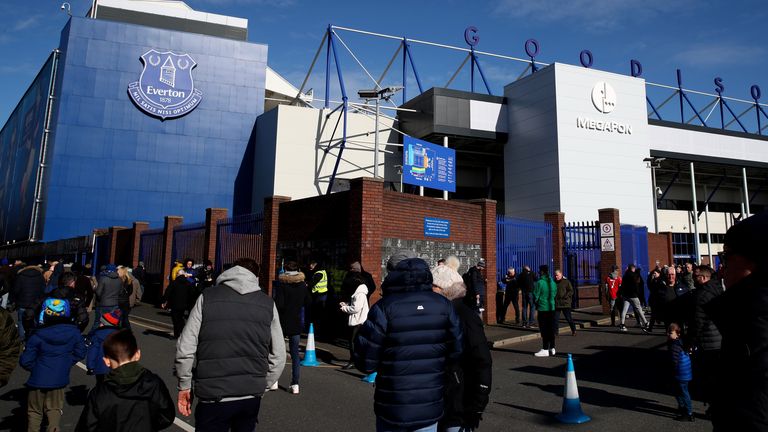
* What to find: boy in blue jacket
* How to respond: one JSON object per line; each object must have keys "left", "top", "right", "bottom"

{"left": 20, "top": 297, "right": 87, "bottom": 432}
{"left": 86, "top": 309, "right": 122, "bottom": 383}
{"left": 668, "top": 322, "right": 694, "bottom": 422}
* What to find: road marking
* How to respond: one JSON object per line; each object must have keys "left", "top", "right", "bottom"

{"left": 129, "top": 319, "right": 173, "bottom": 334}
{"left": 173, "top": 417, "right": 196, "bottom": 431}
{"left": 130, "top": 315, "right": 173, "bottom": 328}
{"left": 76, "top": 361, "right": 87, "bottom": 371}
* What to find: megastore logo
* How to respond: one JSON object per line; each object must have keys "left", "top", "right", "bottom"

{"left": 591, "top": 81, "right": 616, "bottom": 114}
{"left": 128, "top": 49, "right": 203, "bottom": 120}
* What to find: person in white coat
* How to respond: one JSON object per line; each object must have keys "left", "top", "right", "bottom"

{"left": 340, "top": 273, "right": 370, "bottom": 369}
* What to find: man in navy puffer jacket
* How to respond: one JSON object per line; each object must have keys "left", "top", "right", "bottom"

{"left": 355, "top": 251, "right": 463, "bottom": 432}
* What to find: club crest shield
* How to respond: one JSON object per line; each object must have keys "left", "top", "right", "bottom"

{"left": 128, "top": 49, "right": 203, "bottom": 120}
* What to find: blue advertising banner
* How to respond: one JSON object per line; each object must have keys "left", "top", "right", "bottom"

{"left": 403, "top": 136, "right": 456, "bottom": 192}
{"left": 424, "top": 217, "right": 450, "bottom": 238}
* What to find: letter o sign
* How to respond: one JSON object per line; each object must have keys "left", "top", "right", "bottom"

{"left": 752, "top": 85, "right": 762, "bottom": 101}
{"left": 580, "top": 50, "right": 593, "bottom": 68}
{"left": 524, "top": 39, "right": 539, "bottom": 58}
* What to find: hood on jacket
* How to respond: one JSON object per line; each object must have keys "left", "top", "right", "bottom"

{"left": 382, "top": 258, "right": 432, "bottom": 295}
{"left": 216, "top": 265, "right": 261, "bottom": 295}
{"left": 102, "top": 271, "right": 119, "bottom": 279}
{"left": 33, "top": 322, "right": 80, "bottom": 344}
{"left": 279, "top": 271, "right": 305, "bottom": 284}
{"left": 105, "top": 362, "right": 155, "bottom": 398}
{"left": 17, "top": 266, "right": 43, "bottom": 276}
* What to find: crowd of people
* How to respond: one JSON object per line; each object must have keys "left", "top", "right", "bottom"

{"left": 0, "top": 211, "right": 765, "bottom": 431}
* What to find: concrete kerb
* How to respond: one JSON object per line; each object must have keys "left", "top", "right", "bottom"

{"left": 489, "top": 316, "right": 613, "bottom": 349}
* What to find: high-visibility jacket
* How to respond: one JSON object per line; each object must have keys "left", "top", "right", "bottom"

{"left": 312, "top": 270, "right": 328, "bottom": 294}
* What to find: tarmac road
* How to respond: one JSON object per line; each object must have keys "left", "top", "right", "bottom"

{"left": 1, "top": 305, "right": 711, "bottom": 431}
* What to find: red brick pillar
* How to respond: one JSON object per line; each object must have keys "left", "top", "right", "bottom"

{"left": 261, "top": 196, "right": 291, "bottom": 296}
{"left": 349, "top": 177, "right": 385, "bottom": 303}
{"left": 161, "top": 216, "right": 183, "bottom": 294}
{"left": 544, "top": 212, "right": 565, "bottom": 273}
{"left": 107, "top": 226, "right": 128, "bottom": 265}
{"left": 471, "top": 199, "right": 497, "bottom": 325}
{"left": 663, "top": 232, "right": 674, "bottom": 266}
{"left": 204, "top": 208, "right": 228, "bottom": 267}
{"left": 598, "top": 208, "right": 621, "bottom": 314}
{"left": 130, "top": 222, "right": 149, "bottom": 268}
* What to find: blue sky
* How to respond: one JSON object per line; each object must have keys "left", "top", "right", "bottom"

{"left": 2, "top": 0, "right": 768, "bottom": 127}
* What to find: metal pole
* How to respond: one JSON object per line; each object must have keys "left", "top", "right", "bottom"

{"left": 443, "top": 136, "right": 448, "bottom": 200}
{"left": 374, "top": 97, "right": 380, "bottom": 178}
{"left": 742, "top": 167, "right": 751, "bottom": 216}
{"left": 419, "top": 186, "right": 424, "bottom": 196}
{"left": 689, "top": 162, "right": 700, "bottom": 263}
{"left": 704, "top": 184, "right": 713, "bottom": 266}
{"left": 651, "top": 164, "right": 659, "bottom": 233}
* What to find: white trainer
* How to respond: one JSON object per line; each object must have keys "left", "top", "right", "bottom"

{"left": 533, "top": 349, "right": 550, "bottom": 357}
{"left": 266, "top": 381, "right": 278, "bottom": 391}
{"left": 550, "top": 348, "right": 556, "bottom": 356}
{"left": 289, "top": 384, "right": 300, "bottom": 394}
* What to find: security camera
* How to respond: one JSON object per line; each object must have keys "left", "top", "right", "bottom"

{"left": 60, "top": 4, "right": 65, "bottom": 9}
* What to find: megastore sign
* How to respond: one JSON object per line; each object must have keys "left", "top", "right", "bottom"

{"left": 128, "top": 49, "right": 203, "bottom": 120}
{"left": 576, "top": 81, "right": 632, "bottom": 135}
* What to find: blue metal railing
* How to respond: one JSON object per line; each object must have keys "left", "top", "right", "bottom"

{"left": 563, "top": 221, "right": 601, "bottom": 285}
{"left": 171, "top": 222, "right": 205, "bottom": 265}
{"left": 139, "top": 228, "right": 163, "bottom": 275}
{"left": 215, "top": 213, "right": 264, "bottom": 273}
{"left": 495, "top": 215, "right": 553, "bottom": 281}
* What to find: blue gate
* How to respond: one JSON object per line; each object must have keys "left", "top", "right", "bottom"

{"left": 172, "top": 222, "right": 206, "bottom": 264}
{"left": 563, "top": 221, "right": 601, "bottom": 286}
{"left": 621, "top": 224, "right": 650, "bottom": 302}
{"left": 496, "top": 215, "right": 553, "bottom": 281}
{"left": 215, "top": 213, "right": 264, "bottom": 273}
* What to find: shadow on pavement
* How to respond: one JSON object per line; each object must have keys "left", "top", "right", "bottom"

{"left": 493, "top": 401, "right": 561, "bottom": 426}
{"left": 520, "top": 382, "right": 679, "bottom": 419}
{"left": 142, "top": 329, "right": 174, "bottom": 340}
{"left": 0, "top": 387, "right": 25, "bottom": 431}
{"left": 65, "top": 384, "right": 89, "bottom": 406}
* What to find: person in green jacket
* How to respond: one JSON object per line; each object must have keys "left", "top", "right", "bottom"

{"left": 533, "top": 265, "right": 557, "bottom": 357}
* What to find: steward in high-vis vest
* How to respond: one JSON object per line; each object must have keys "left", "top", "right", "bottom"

{"left": 307, "top": 262, "right": 329, "bottom": 338}
{"left": 175, "top": 258, "right": 285, "bottom": 430}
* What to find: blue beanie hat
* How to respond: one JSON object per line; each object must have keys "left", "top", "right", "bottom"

{"left": 105, "top": 264, "right": 117, "bottom": 273}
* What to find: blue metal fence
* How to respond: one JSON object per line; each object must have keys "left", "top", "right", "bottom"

{"left": 563, "top": 221, "right": 601, "bottom": 285}
{"left": 172, "top": 222, "right": 206, "bottom": 265}
{"left": 139, "top": 228, "right": 164, "bottom": 275}
{"left": 215, "top": 213, "right": 264, "bottom": 273}
{"left": 495, "top": 215, "right": 553, "bottom": 281}
{"left": 620, "top": 224, "right": 650, "bottom": 303}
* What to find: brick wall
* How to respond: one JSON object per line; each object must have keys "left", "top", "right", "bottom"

{"left": 648, "top": 232, "right": 673, "bottom": 267}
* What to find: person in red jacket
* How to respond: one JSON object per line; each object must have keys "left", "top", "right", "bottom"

{"left": 604, "top": 265, "right": 622, "bottom": 327}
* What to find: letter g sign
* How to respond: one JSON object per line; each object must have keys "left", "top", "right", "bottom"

{"left": 464, "top": 26, "right": 479, "bottom": 47}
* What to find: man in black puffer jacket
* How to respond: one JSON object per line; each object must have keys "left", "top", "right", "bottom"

{"left": 689, "top": 265, "right": 723, "bottom": 410}
{"left": 10, "top": 263, "right": 45, "bottom": 341}
{"left": 355, "top": 250, "right": 463, "bottom": 431}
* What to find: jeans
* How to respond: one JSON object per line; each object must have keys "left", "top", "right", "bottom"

{"left": 376, "top": 418, "right": 437, "bottom": 432}
{"left": 495, "top": 291, "right": 506, "bottom": 323}
{"left": 522, "top": 292, "right": 535, "bottom": 325}
{"left": 676, "top": 381, "right": 692, "bottom": 415}
{"left": 289, "top": 334, "right": 301, "bottom": 385}
{"left": 620, "top": 297, "right": 648, "bottom": 327}
{"left": 171, "top": 309, "right": 187, "bottom": 338}
{"left": 555, "top": 308, "right": 576, "bottom": 333}
{"left": 196, "top": 397, "right": 261, "bottom": 432}
{"left": 91, "top": 305, "right": 118, "bottom": 332}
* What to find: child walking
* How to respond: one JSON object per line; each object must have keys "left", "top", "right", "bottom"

{"left": 86, "top": 309, "right": 122, "bottom": 383}
{"left": 20, "top": 298, "right": 87, "bottom": 432}
{"left": 668, "top": 323, "right": 694, "bottom": 422}
{"left": 76, "top": 329, "right": 175, "bottom": 431}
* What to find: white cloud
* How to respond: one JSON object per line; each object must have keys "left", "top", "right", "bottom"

{"left": 673, "top": 43, "right": 766, "bottom": 67}
{"left": 492, "top": 0, "right": 696, "bottom": 32}
{"left": 13, "top": 16, "right": 40, "bottom": 32}
{"left": 194, "top": 0, "right": 295, "bottom": 6}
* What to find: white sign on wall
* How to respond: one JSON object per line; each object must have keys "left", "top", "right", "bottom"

{"left": 601, "top": 237, "right": 615, "bottom": 252}
{"left": 600, "top": 223, "right": 614, "bottom": 237}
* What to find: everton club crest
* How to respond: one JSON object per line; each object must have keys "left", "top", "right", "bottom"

{"left": 128, "top": 49, "right": 203, "bottom": 120}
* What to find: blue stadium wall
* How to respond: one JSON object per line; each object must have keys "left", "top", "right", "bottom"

{"left": 40, "top": 16, "right": 266, "bottom": 241}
